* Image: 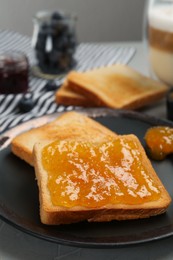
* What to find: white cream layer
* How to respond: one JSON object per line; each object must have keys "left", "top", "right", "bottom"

{"left": 149, "top": 5, "right": 173, "bottom": 32}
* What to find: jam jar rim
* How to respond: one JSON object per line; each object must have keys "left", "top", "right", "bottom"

{"left": 0, "top": 50, "right": 29, "bottom": 71}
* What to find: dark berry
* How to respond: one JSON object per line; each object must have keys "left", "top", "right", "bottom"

{"left": 55, "top": 20, "right": 69, "bottom": 34}
{"left": 69, "top": 58, "right": 77, "bottom": 68}
{"left": 66, "top": 48, "right": 75, "bottom": 56}
{"left": 49, "top": 50, "right": 61, "bottom": 64}
{"left": 51, "top": 11, "right": 64, "bottom": 21}
{"left": 50, "top": 19, "right": 60, "bottom": 32}
{"left": 40, "top": 22, "right": 49, "bottom": 31}
{"left": 18, "top": 95, "right": 35, "bottom": 112}
{"left": 44, "top": 81, "right": 60, "bottom": 91}
{"left": 68, "top": 36, "right": 77, "bottom": 49}
{"left": 58, "top": 54, "right": 71, "bottom": 70}
{"left": 54, "top": 35, "right": 69, "bottom": 50}
{"left": 36, "top": 50, "right": 45, "bottom": 62}
{"left": 36, "top": 32, "right": 47, "bottom": 50}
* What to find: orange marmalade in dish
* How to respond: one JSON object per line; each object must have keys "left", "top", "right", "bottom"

{"left": 145, "top": 126, "right": 173, "bottom": 160}
{"left": 42, "top": 137, "right": 161, "bottom": 208}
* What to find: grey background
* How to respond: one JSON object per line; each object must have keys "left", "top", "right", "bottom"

{"left": 0, "top": 0, "right": 146, "bottom": 42}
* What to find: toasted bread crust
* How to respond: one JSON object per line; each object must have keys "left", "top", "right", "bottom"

{"left": 55, "top": 81, "right": 97, "bottom": 107}
{"left": 11, "top": 112, "right": 117, "bottom": 166}
{"left": 33, "top": 134, "right": 171, "bottom": 225}
{"left": 39, "top": 207, "right": 169, "bottom": 225}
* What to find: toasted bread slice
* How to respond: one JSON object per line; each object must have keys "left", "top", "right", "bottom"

{"left": 63, "top": 64, "right": 168, "bottom": 109}
{"left": 55, "top": 81, "right": 97, "bottom": 107}
{"left": 11, "top": 111, "right": 117, "bottom": 166}
{"left": 33, "top": 134, "right": 171, "bottom": 225}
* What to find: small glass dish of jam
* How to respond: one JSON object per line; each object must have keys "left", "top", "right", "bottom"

{"left": 31, "top": 10, "right": 77, "bottom": 78}
{"left": 144, "top": 126, "right": 173, "bottom": 160}
{"left": 0, "top": 51, "right": 29, "bottom": 94}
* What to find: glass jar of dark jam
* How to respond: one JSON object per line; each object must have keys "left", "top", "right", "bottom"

{"left": 32, "top": 10, "right": 77, "bottom": 76}
{"left": 0, "top": 51, "right": 29, "bottom": 94}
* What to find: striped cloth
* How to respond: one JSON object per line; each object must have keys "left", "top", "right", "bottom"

{"left": 0, "top": 30, "right": 136, "bottom": 134}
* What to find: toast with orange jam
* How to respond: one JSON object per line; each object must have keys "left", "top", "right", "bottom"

{"left": 33, "top": 134, "right": 171, "bottom": 225}
{"left": 11, "top": 111, "right": 117, "bottom": 166}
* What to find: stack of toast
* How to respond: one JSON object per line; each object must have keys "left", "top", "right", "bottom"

{"left": 11, "top": 111, "right": 171, "bottom": 225}
{"left": 55, "top": 64, "right": 168, "bottom": 109}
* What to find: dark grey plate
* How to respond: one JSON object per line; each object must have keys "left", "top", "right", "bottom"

{"left": 0, "top": 108, "right": 173, "bottom": 248}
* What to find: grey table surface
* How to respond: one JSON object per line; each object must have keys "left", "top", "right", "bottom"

{"left": 0, "top": 41, "right": 172, "bottom": 260}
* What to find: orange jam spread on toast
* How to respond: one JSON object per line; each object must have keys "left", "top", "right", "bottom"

{"left": 42, "top": 138, "right": 161, "bottom": 208}
{"left": 145, "top": 126, "right": 173, "bottom": 160}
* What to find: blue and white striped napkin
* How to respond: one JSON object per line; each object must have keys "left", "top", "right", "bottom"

{"left": 0, "top": 30, "right": 136, "bottom": 133}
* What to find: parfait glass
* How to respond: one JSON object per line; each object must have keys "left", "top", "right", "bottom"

{"left": 143, "top": 0, "right": 173, "bottom": 86}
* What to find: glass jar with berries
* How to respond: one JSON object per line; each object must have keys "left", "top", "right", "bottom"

{"left": 31, "top": 10, "right": 77, "bottom": 76}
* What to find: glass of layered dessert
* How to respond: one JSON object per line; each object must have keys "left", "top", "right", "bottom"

{"left": 146, "top": 0, "right": 173, "bottom": 86}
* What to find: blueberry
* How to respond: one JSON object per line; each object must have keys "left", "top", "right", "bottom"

{"left": 55, "top": 20, "right": 69, "bottom": 34}
{"left": 18, "top": 95, "right": 35, "bottom": 113}
{"left": 50, "top": 19, "right": 60, "bottom": 31}
{"left": 35, "top": 40, "right": 45, "bottom": 51}
{"left": 36, "top": 50, "right": 45, "bottom": 62}
{"left": 49, "top": 50, "right": 61, "bottom": 64}
{"left": 66, "top": 47, "right": 75, "bottom": 56}
{"left": 66, "top": 27, "right": 75, "bottom": 37}
{"left": 44, "top": 81, "right": 60, "bottom": 91}
{"left": 54, "top": 35, "right": 69, "bottom": 50}
{"left": 68, "top": 36, "right": 77, "bottom": 49}
{"left": 58, "top": 55, "right": 70, "bottom": 70}
{"left": 51, "top": 11, "right": 64, "bottom": 21}
{"left": 36, "top": 32, "right": 47, "bottom": 50}
{"left": 53, "top": 38, "right": 63, "bottom": 50}
{"left": 69, "top": 57, "right": 77, "bottom": 68}
{"left": 40, "top": 22, "right": 49, "bottom": 31}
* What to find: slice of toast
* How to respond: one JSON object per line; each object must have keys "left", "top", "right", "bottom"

{"left": 11, "top": 111, "right": 117, "bottom": 166}
{"left": 59, "top": 64, "right": 168, "bottom": 109}
{"left": 55, "top": 81, "right": 97, "bottom": 107}
{"left": 33, "top": 134, "right": 171, "bottom": 225}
